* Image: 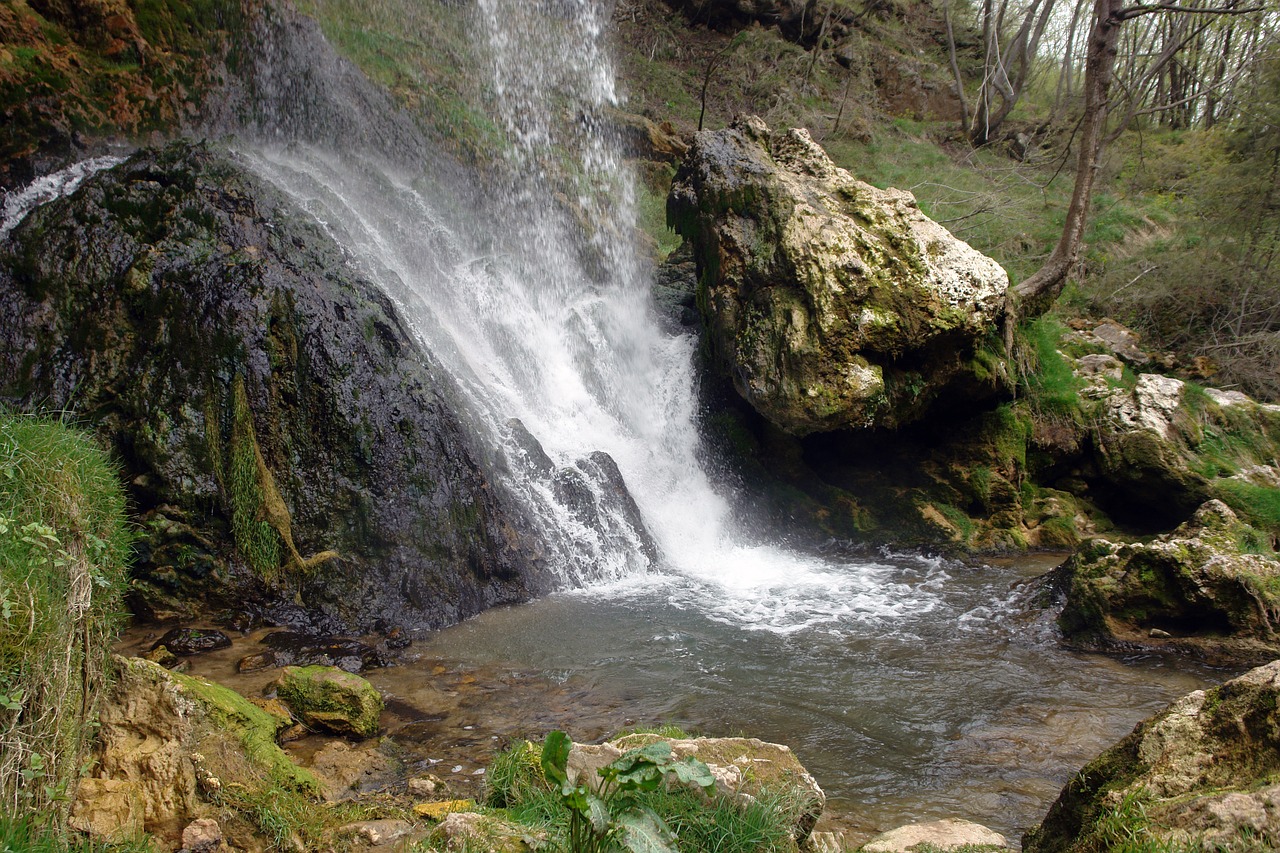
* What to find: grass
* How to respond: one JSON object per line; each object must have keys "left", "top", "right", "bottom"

{"left": 0, "top": 817, "right": 153, "bottom": 853}
{"left": 483, "top": 735, "right": 804, "bottom": 853}
{"left": 0, "top": 412, "right": 133, "bottom": 828}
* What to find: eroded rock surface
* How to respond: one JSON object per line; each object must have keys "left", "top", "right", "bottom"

{"left": 1049, "top": 500, "right": 1280, "bottom": 665}
{"left": 668, "top": 115, "right": 1008, "bottom": 435}
{"left": 1025, "top": 660, "right": 1280, "bottom": 852}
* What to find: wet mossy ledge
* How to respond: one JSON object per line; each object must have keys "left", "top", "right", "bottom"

{"left": 0, "top": 140, "right": 553, "bottom": 635}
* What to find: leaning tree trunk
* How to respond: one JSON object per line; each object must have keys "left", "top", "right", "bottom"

{"left": 1008, "top": 0, "right": 1122, "bottom": 328}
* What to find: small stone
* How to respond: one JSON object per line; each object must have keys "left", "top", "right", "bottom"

{"left": 143, "top": 646, "right": 179, "bottom": 668}
{"left": 181, "top": 817, "right": 223, "bottom": 853}
{"left": 152, "top": 627, "right": 232, "bottom": 656}
{"left": 862, "top": 818, "right": 1007, "bottom": 853}
{"left": 279, "top": 723, "right": 308, "bottom": 743}
{"left": 339, "top": 819, "right": 412, "bottom": 846}
{"left": 237, "top": 651, "right": 277, "bottom": 673}
{"left": 407, "top": 775, "right": 441, "bottom": 795}
{"left": 1150, "top": 627, "right": 1174, "bottom": 639}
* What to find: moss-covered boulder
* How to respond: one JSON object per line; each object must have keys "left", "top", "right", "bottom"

{"left": 1024, "top": 660, "right": 1280, "bottom": 853}
{"left": 1049, "top": 500, "right": 1280, "bottom": 665}
{"left": 275, "top": 665, "right": 383, "bottom": 739}
{"left": 0, "top": 142, "right": 551, "bottom": 633}
{"left": 70, "top": 656, "right": 319, "bottom": 849}
{"left": 668, "top": 115, "right": 1008, "bottom": 436}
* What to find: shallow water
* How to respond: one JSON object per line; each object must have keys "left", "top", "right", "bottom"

{"left": 122, "top": 550, "right": 1223, "bottom": 845}
{"left": 409, "top": 550, "right": 1221, "bottom": 842}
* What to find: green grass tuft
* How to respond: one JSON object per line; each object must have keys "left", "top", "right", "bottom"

{"left": 0, "top": 412, "right": 133, "bottom": 828}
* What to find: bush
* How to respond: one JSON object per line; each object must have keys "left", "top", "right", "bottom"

{"left": 0, "top": 414, "right": 133, "bottom": 828}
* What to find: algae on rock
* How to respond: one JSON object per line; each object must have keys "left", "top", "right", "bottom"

{"left": 1048, "top": 500, "right": 1280, "bottom": 666}
{"left": 0, "top": 142, "right": 551, "bottom": 633}
{"left": 668, "top": 115, "right": 1009, "bottom": 436}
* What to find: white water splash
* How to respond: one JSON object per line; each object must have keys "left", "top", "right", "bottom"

{"left": 0, "top": 156, "right": 125, "bottom": 239}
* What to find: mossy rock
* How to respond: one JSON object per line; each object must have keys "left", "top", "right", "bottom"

{"left": 668, "top": 115, "right": 1009, "bottom": 436}
{"left": 1024, "top": 661, "right": 1280, "bottom": 853}
{"left": 1048, "top": 500, "right": 1280, "bottom": 666}
{"left": 276, "top": 665, "right": 384, "bottom": 739}
{"left": 0, "top": 142, "right": 551, "bottom": 633}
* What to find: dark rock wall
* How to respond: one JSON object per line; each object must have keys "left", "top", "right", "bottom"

{"left": 0, "top": 142, "right": 550, "bottom": 633}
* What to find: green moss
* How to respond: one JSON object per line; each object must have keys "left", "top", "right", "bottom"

{"left": 166, "top": 667, "right": 319, "bottom": 796}
{"left": 276, "top": 666, "right": 383, "bottom": 739}
{"left": 226, "top": 376, "right": 283, "bottom": 582}
{"left": 1213, "top": 480, "right": 1280, "bottom": 536}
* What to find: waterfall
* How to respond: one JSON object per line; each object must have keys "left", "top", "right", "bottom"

{"left": 241, "top": 0, "right": 944, "bottom": 631}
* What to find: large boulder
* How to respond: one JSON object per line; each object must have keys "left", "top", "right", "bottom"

{"left": 668, "top": 115, "right": 1008, "bottom": 436}
{"left": 70, "top": 656, "right": 319, "bottom": 849}
{"left": 1049, "top": 500, "right": 1280, "bottom": 666}
{"left": 1024, "top": 660, "right": 1280, "bottom": 852}
{"left": 0, "top": 142, "right": 551, "bottom": 633}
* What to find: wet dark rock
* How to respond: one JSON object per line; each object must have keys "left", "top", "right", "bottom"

{"left": 151, "top": 628, "right": 232, "bottom": 657}
{"left": 260, "top": 631, "right": 389, "bottom": 673}
{"left": 651, "top": 241, "right": 699, "bottom": 332}
{"left": 0, "top": 142, "right": 552, "bottom": 633}
{"left": 236, "top": 651, "right": 277, "bottom": 674}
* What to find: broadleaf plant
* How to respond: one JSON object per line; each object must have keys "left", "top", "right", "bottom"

{"left": 539, "top": 731, "right": 717, "bottom": 853}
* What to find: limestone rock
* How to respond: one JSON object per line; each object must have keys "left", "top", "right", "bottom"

{"left": 179, "top": 818, "right": 224, "bottom": 853}
{"left": 338, "top": 819, "right": 413, "bottom": 846}
{"left": 568, "top": 734, "right": 825, "bottom": 843}
{"left": 309, "top": 739, "right": 397, "bottom": 801}
{"left": 432, "top": 811, "right": 540, "bottom": 853}
{"left": 862, "top": 818, "right": 1008, "bottom": 852}
{"left": 275, "top": 664, "right": 384, "bottom": 738}
{"left": 1025, "top": 661, "right": 1280, "bottom": 852}
{"left": 668, "top": 115, "right": 1008, "bottom": 435}
{"left": 1049, "top": 500, "right": 1280, "bottom": 665}
{"left": 70, "top": 656, "right": 318, "bottom": 849}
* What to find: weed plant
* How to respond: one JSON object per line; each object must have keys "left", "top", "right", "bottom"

{"left": 484, "top": 734, "right": 803, "bottom": 853}
{"left": 0, "top": 413, "right": 132, "bottom": 828}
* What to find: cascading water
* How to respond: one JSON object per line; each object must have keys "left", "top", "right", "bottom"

{"left": 241, "top": 0, "right": 939, "bottom": 632}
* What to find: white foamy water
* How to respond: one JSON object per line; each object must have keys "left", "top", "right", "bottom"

{"left": 0, "top": 155, "right": 125, "bottom": 239}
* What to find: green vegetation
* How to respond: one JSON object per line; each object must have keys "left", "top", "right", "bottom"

{"left": 0, "top": 816, "right": 152, "bottom": 853}
{"left": 0, "top": 413, "right": 132, "bottom": 829}
{"left": 482, "top": 733, "right": 805, "bottom": 853}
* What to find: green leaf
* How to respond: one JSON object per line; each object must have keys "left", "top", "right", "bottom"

{"left": 668, "top": 757, "right": 716, "bottom": 792}
{"left": 541, "top": 730, "right": 571, "bottom": 787}
{"left": 585, "top": 793, "right": 610, "bottom": 834}
{"left": 615, "top": 808, "right": 679, "bottom": 853}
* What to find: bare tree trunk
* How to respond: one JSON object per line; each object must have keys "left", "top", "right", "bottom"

{"left": 945, "top": 1, "right": 971, "bottom": 128}
{"left": 1009, "top": 0, "right": 1123, "bottom": 326}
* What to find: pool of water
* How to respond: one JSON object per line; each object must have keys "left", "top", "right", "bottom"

{"left": 410, "top": 551, "right": 1220, "bottom": 842}
{"left": 128, "top": 550, "right": 1223, "bottom": 846}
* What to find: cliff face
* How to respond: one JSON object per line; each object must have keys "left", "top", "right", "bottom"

{"left": 0, "top": 142, "right": 552, "bottom": 633}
